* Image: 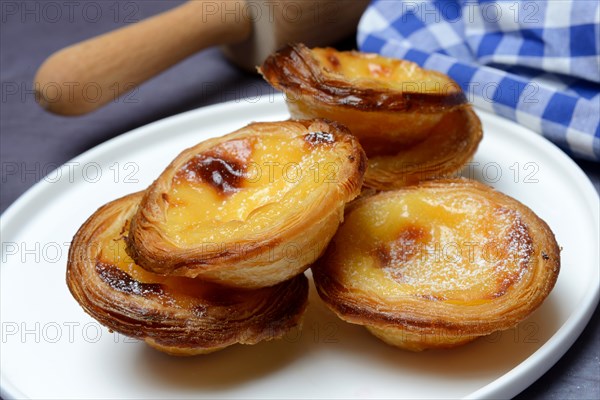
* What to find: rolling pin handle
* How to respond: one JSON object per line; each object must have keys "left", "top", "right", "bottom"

{"left": 34, "top": 0, "right": 251, "bottom": 116}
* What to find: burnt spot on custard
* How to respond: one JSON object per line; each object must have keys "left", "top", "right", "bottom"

{"left": 174, "top": 138, "right": 254, "bottom": 195}
{"left": 96, "top": 261, "right": 164, "bottom": 296}
{"left": 375, "top": 225, "right": 430, "bottom": 272}
{"left": 185, "top": 155, "right": 245, "bottom": 194}
{"left": 304, "top": 131, "right": 335, "bottom": 146}
{"left": 327, "top": 53, "right": 340, "bottom": 69}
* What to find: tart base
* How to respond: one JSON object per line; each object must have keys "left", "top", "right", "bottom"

{"left": 67, "top": 192, "right": 310, "bottom": 356}
{"left": 313, "top": 179, "right": 560, "bottom": 351}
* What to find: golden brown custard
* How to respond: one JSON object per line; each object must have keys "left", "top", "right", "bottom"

{"left": 67, "top": 192, "right": 309, "bottom": 356}
{"left": 127, "top": 119, "right": 366, "bottom": 287}
{"left": 311, "top": 47, "right": 456, "bottom": 94}
{"left": 260, "top": 44, "right": 480, "bottom": 190}
{"left": 313, "top": 179, "right": 560, "bottom": 351}
{"left": 165, "top": 130, "right": 342, "bottom": 246}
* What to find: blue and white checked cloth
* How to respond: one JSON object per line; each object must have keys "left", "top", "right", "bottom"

{"left": 357, "top": 0, "right": 600, "bottom": 161}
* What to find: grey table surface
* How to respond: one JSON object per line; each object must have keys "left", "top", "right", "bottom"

{"left": 1, "top": 1, "right": 598, "bottom": 399}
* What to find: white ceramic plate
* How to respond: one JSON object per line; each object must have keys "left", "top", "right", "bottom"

{"left": 1, "top": 98, "right": 598, "bottom": 400}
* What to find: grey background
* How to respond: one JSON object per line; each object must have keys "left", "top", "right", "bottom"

{"left": 1, "top": 1, "right": 598, "bottom": 399}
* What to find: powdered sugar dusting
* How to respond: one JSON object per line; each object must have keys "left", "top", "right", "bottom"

{"left": 381, "top": 202, "right": 533, "bottom": 300}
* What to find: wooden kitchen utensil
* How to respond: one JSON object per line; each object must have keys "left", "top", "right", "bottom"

{"left": 34, "top": 0, "right": 369, "bottom": 116}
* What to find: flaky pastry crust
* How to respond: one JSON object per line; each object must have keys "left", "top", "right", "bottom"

{"left": 364, "top": 106, "right": 482, "bottom": 190}
{"left": 313, "top": 179, "right": 560, "bottom": 351}
{"left": 127, "top": 119, "right": 366, "bottom": 287}
{"left": 67, "top": 193, "right": 309, "bottom": 356}
{"left": 260, "top": 44, "right": 480, "bottom": 190}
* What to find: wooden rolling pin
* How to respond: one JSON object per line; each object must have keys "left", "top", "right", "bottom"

{"left": 34, "top": 0, "right": 369, "bottom": 116}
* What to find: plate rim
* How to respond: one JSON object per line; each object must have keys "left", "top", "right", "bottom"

{"left": 1, "top": 98, "right": 599, "bottom": 400}
{"left": 466, "top": 110, "right": 600, "bottom": 399}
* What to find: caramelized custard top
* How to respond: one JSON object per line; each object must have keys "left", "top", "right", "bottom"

{"left": 163, "top": 128, "right": 348, "bottom": 246}
{"left": 334, "top": 189, "right": 534, "bottom": 304}
{"left": 312, "top": 48, "right": 461, "bottom": 95}
{"left": 96, "top": 220, "right": 257, "bottom": 310}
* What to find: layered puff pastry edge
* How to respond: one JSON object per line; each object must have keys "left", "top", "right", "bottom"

{"left": 312, "top": 179, "right": 560, "bottom": 351}
{"left": 127, "top": 119, "right": 367, "bottom": 288}
{"left": 67, "top": 192, "right": 309, "bottom": 356}
{"left": 260, "top": 44, "right": 481, "bottom": 190}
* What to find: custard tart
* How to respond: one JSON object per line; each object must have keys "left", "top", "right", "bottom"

{"left": 127, "top": 119, "right": 366, "bottom": 288}
{"left": 260, "top": 44, "right": 480, "bottom": 190}
{"left": 312, "top": 179, "right": 560, "bottom": 351}
{"left": 67, "top": 193, "right": 309, "bottom": 356}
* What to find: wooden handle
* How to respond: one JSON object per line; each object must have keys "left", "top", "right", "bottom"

{"left": 34, "top": 0, "right": 251, "bottom": 116}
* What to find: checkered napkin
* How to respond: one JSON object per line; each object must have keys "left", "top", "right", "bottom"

{"left": 357, "top": 0, "right": 600, "bottom": 161}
